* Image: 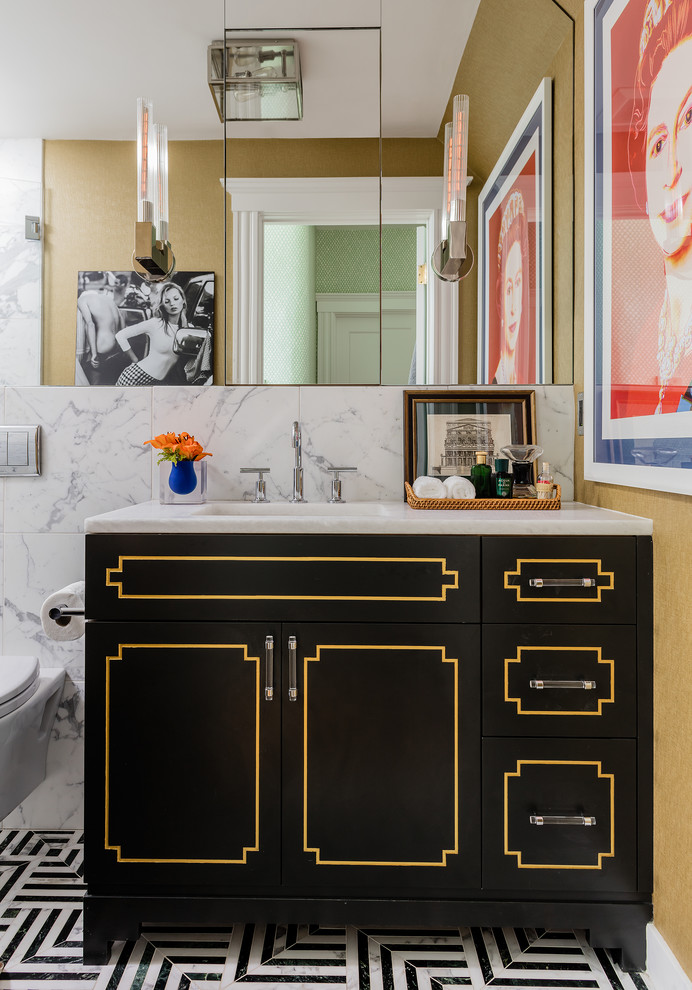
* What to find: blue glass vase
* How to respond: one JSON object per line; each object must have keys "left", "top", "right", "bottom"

{"left": 159, "top": 458, "right": 207, "bottom": 504}
{"left": 168, "top": 459, "right": 198, "bottom": 495}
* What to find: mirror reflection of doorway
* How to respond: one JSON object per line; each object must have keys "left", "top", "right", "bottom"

{"left": 263, "top": 223, "right": 420, "bottom": 385}
{"left": 226, "top": 176, "right": 456, "bottom": 385}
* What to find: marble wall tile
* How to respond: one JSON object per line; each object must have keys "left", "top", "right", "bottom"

{"left": 0, "top": 139, "right": 43, "bottom": 183}
{"left": 533, "top": 385, "right": 575, "bottom": 500}
{"left": 0, "top": 318, "right": 41, "bottom": 386}
{"left": 299, "top": 387, "right": 405, "bottom": 502}
{"left": 3, "top": 533, "right": 85, "bottom": 677}
{"left": 0, "top": 226, "right": 41, "bottom": 321}
{"left": 4, "top": 387, "right": 153, "bottom": 533}
{"left": 0, "top": 533, "right": 3, "bottom": 653}
{"left": 0, "top": 176, "right": 41, "bottom": 228}
{"left": 152, "top": 385, "right": 300, "bottom": 501}
{"left": 0, "top": 388, "right": 4, "bottom": 641}
{"left": 3, "top": 676, "right": 85, "bottom": 829}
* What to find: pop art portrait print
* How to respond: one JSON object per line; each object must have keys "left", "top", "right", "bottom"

{"left": 585, "top": 0, "right": 692, "bottom": 493}
{"left": 478, "top": 78, "right": 552, "bottom": 386}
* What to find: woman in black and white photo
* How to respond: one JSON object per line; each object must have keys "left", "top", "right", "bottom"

{"left": 115, "top": 282, "right": 190, "bottom": 385}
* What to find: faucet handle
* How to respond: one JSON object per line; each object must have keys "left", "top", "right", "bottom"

{"left": 328, "top": 467, "right": 357, "bottom": 504}
{"left": 240, "top": 467, "right": 270, "bottom": 503}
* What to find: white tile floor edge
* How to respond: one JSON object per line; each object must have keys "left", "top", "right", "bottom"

{"left": 646, "top": 924, "right": 692, "bottom": 990}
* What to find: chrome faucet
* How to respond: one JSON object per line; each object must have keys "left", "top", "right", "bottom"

{"left": 290, "top": 421, "right": 305, "bottom": 502}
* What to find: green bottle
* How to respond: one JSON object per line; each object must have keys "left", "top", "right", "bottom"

{"left": 494, "top": 458, "right": 513, "bottom": 498}
{"left": 471, "top": 451, "right": 491, "bottom": 498}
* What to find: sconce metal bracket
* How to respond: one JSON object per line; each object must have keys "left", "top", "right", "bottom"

{"left": 431, "top": 220, "right": 474, "bottom": 282}
{"left": 133, "top": 221, "right": 175, "bottom": 282}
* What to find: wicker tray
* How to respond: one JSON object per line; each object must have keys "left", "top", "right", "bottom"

{"left": 405, "top": 481, "right": 561, "bottom": 511}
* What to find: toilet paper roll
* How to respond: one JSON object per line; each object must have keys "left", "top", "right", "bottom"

{"left": 40, "top": 581, "right": 85, "bottom": 641}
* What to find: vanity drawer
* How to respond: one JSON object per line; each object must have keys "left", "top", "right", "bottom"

{"left": 482, "top": 737, "right": 637, "bottom": 892}
{"left": 482, "top": 624, "right": 636, "bottom": 737}
{"left": 86, "top": 533, "right": 480, "bottom": 623}
{"left": 481, "top": 536, "right": 637, "bottom": 623}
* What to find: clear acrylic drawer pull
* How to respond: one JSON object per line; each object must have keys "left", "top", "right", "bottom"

{"left": 288, "top": 635, "right": 298, "bottom": 701}
{"left": 530, "top": 815, "right": 597, "bottom": 826}
{"left": 264, "top": 635, "right": 274, "bottom": 701}
{"left": 529, "top": 577, "right": 596, "bottom": 588}
{"left": 530, "top": 679, "right": 597, "bottom": 690}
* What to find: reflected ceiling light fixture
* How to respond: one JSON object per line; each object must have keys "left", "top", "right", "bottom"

{"left": 431, "top": 94, "right": 474, "bottom": 282}
{"left": 133, "top": 97, "right": 175, "bottom": 282}
{"left": 207, "top": 39, "right": 302, "bottom": 121}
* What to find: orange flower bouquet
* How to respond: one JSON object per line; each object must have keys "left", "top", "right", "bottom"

{"left": 146, "top": 432, "right": 212, "bottom": 502}
{"left": 144, "top": 431, "right": 213, "bottom": 465}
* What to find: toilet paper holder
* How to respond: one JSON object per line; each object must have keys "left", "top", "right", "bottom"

{"left": 48, "top": 606, "right": 85, "bottom": 626}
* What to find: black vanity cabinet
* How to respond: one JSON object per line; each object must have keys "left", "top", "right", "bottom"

{"left": 83, "top": 529, "right": 652, "bottom": 972}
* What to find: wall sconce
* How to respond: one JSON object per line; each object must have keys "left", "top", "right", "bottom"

{"left": 431, "top": 94, "right": 473, "bottom": 283}
{"left": 133, "top": 98, "right": 175, "bottom": 282}
{"left": 208, "top": 39, "right": 302, "bottom": 122}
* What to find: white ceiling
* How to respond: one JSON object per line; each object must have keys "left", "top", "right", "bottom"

{"left": 0, "top": 0, "right": 480, "bottom": 140}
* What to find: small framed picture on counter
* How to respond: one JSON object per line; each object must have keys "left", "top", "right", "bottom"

{"left": 403, "top": 389, "right": 537, "bottom": 486}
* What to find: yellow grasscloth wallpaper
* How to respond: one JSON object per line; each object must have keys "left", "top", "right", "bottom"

{"left": 570, "top": 3, "right": 692, "bottom": 977}
{"left": 43, "top": 141, "right": 225, "bottom": 386}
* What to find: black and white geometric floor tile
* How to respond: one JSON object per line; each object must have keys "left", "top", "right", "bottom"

{"left": 0, "top": 831, "right": 656, "bottom": 990}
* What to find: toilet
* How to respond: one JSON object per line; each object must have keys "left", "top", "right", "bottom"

{"left": 0, "top": 657, "right": 65, "bottom": 820}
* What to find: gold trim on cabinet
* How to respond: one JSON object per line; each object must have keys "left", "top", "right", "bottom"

{"left": 503, "top": 559, "right": 615, "bottom": 603}
{"left": 503, "top": 760, "right": 615, "bottom": 869}
{"left": 105, "top": 555, "right": 459, "bottom": 602}
{"left": 302, "top": 645, "right": 458, "bottom": 867}
{"left": 504, "top": 647, "right": 615, "bottom": 715}
{"left": 104, "top": 643, "right": 260, "bottom": 864}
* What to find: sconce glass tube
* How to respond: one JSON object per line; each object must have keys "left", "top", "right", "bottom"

{"left": 136, "top": 98, "right": 156, "bottom": 225}
{"left": 155, "top": 122, "right": 169, "bottom": 243}
{"left": 449, "top": 94, "right": 469, "bottom": 224}
{"left": 431, "top": 94, "right": 473, "bottom": 283}
{"left": 441, "top": 121, "right": 453, "bottom": 242}
{"left": 134, "top": 98, "right": 175, "bottom": 282}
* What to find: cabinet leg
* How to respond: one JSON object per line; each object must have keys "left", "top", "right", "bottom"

{"left": 82, "top": 895, "right": 140, "bottom": 966}
{"left": 588, "top": 925, "right": 647, "bottom": 973}
{"left": 82, "top": 929, "right": 111, "bottom": 967}
{"left": 616, "top": 933, "right": 647, "bottom": 974}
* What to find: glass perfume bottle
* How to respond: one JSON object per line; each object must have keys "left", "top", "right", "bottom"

{"left": 470, "top": 451, "right": 492, "bottom": 497}
{"left": 536, "top": 461, "right": 554, "bottom": 499}
{"left": 494, "top": 457, "right": 513, "bottom": 498}
{"left": 500, "top": 444, "right": 543, "bottom": 498}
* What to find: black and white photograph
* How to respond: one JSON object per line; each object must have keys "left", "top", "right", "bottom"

{"left": 75, "top": 270, "right": 214, "bottom": 386}
{"left": 426, "top": 413, "right": 514, "bottom": 477}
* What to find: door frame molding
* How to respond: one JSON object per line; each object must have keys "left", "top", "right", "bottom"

{"left": 224, "top": 176, "right": 458, "bottom": 385}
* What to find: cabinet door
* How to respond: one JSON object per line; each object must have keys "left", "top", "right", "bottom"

{"left": 281, "top": 623, "right": 480, "bottom": 890}
{"left": 85, "top": 622, "right": 281, "bottom": 890}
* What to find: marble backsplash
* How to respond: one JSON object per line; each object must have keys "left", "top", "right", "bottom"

{"left": 0, "top": 383, "right": 575, "bottom": 828}
{"left": 0, "top": 139, "right": 42, "bottom": 387}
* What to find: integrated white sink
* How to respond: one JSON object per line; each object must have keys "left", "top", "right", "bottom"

{"left": 190, "top": 501, "right": 391, "bottom": 517}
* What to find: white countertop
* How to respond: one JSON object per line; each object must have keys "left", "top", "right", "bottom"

{"left": 84, "top": 499, "right": 653, "bottom": 536}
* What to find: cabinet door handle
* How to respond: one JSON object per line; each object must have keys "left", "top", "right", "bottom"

{"left": 529, "top": 679, "right": 597, "bottom": 690}
{"left": 530, "top": 815, "right": 597, "bottom": 826}
{"left": 264, "top": 635, "right": 274, "bottom": 701}
{"left": 529, "top": 577, "right": 596, "bottom": 588}
{"left": 288, "top": 635, "right": 298, "bottom": 701}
